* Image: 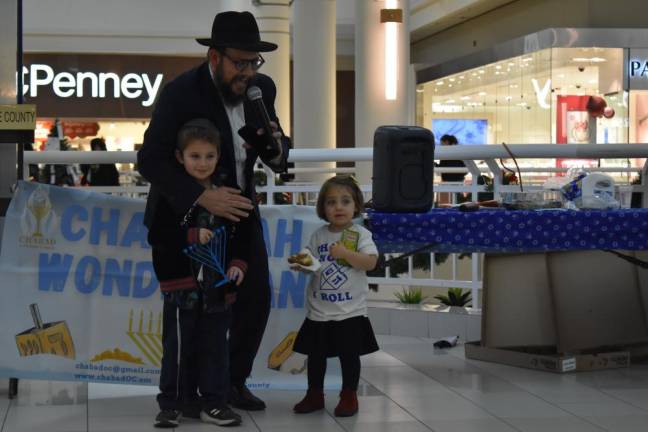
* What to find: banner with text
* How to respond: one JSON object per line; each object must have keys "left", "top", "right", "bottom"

{"left": 0, "top": 181, "right": 332, "bottom": 389}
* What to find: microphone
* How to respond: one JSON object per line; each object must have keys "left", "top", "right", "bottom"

{"left": 244, "top": 86, "right": 280, "bottom": 157}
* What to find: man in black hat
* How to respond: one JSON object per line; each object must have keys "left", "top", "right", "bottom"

{"left": 138, "top": 10, "right": 290, "bottom": 427}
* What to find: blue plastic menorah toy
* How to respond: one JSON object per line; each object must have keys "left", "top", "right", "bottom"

{"left": 183, "top": 226, "right": 231, "bottom": 288}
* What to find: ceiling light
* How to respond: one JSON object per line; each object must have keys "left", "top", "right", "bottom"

{"left": 383, "top": 0, "right": 400, "bottom": 100}
{"left": 572, "top": 57, "right": 607, "bottom": 63}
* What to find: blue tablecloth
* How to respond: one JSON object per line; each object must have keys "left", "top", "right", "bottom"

{"left": 367, "top": 209, "right": 648, "bottom": 253}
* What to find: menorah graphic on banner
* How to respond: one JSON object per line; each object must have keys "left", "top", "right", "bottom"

{"left": 127, "top": 309, "right": 163, "bottom": 367}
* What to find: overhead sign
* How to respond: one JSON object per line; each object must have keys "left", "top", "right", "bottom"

{"left": 628, "top": 49, "right": 648, "bottom": 90}
{"left": 629, "top": 60, "right": 648, "bottom": 77}
{"left": 22, "top": 54, "right": 202, "bottom": 119}
{"left": 0, "top": 105, "right": 36, "bottom": 130}
{"left": 22, "top": 64, "right": 162, "bottom": 108}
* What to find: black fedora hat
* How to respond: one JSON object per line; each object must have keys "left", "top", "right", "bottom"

{"left": 196, "top": 11, "right": 278, "bottom": 52}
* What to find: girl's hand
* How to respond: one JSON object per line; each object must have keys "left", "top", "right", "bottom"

{"left": 329, "top": 242, "right": 349, "bottom": 260}
{"left": 199, "top": 228, "right": 213, "bottom": 245}
{"left": 227, "top": 266, "right": 244, "bottom": 286}
{"left": 289, "top": 264, "right": 308, "bottom": 272}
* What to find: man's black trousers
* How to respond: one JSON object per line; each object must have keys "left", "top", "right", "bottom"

{"left": 229, "top": 216, "right": 271, "bottom": 386}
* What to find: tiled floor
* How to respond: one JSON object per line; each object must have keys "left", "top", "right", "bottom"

{"left": 3, "top": 335, "right": 648, "bottom": 431}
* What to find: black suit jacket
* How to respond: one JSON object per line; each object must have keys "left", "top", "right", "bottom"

{"left": 138, "top": 62, "right": 290, "bottom": 236}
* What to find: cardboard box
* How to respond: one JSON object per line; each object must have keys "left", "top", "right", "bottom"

{"left": 482, "top": 253, "right": 556, "bottom": 348}
{"left": 482, "top": 251, "right": 648, "bottom": 353}
{"left": 465, "top": 341, "right": 629, "bottom": 373}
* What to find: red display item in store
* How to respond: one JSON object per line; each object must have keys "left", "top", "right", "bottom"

{"left": 603, "top": 106, "right": 616, "bottom": 119}
{"left": 62, "top": 122, "right": 100, "bottom": 138}
{"left": 586, "top": 95, "right": 607, "bottom": 118}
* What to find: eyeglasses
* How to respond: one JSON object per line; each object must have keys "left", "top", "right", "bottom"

{"left": 220, "top": 51, "right": 265, "bottom": 72}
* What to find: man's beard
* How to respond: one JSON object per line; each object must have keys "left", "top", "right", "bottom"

{"left": 214, "top": 62, "right": 248, "bottom": 105}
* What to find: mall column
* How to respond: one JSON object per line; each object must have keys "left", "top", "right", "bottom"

{"left": 0, "top": 0, "right": 19, "bottom": 399}
{"left": 293, "top": 0, "right": 336, "bottom": 183}
{"left": 354, "top": 0, "right": 412, "bottom": 186}
{"left": 253, "top": 0, "right": 292, "bottom": 136}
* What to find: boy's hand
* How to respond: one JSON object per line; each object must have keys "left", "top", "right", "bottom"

{"left": 329, "top": 242, "right": 350, "bottom": 260}
{"left": 227, "top": 266, "right": 244, "bottom": 286}
{"left": 199, "top": 228, "right": 213, "bottom": 245}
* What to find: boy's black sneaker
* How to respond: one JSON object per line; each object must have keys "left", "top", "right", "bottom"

{"left": 154, "top": 409, "right": 182, "bottom": 428}
{"left": 200, "top": 407, "right": 242, "bottom": 426}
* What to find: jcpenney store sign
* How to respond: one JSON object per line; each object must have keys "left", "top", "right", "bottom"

{"left": 24, "top": 54, "right": 201, "bottom": 118}
{"left": 23, "top": 64, "right": 162, "bottom": 107}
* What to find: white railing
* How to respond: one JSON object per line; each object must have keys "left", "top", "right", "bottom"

{"left": 23, "top": 144, "right": 648, "bottom": 309}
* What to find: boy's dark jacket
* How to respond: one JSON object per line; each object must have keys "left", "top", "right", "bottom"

{"left": 148, "top": 173, "right": 250, "bottom": 309}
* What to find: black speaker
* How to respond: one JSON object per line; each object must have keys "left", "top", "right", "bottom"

{"left": 372, "top": 126, "right": 434, "bottom": 213}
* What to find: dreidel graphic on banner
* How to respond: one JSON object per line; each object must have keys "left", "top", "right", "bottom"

{"left": 15, "top": 304, "right": 76, "bottom": 359}
{"left": 267, "top": 331, "right": 306, "bottom": 374}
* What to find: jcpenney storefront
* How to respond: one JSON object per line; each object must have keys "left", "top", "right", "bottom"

{"left": 414, "top": 28, "right": 648, "bottom": 172}
{"left": 23, "top": 53, "right": 201, "bottom": 153}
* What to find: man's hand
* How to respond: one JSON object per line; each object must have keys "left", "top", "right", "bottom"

{"left": 242, "top": 121, "right": 282, "bottom": 150}
{"left": 197, "top": 187, "right": 253, "bottom": 222}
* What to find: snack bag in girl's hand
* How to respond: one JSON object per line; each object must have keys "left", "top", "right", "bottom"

{"left": 336, "top": 228, "right": 359, "bottom": 266}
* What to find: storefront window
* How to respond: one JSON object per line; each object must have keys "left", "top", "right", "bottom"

{"left": 419, "top": 47, "right": 627, "bottom": 147}
{"left": 418, "top": 46, "right": 640, "bottom": 179}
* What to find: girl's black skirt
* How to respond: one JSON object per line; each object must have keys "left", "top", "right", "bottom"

{"left": 293, "top": 316, "right": 379, "bottom": 358}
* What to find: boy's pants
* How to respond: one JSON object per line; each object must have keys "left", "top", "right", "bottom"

{"left": 157, "top": 300, "right": 231, "bottom": 412}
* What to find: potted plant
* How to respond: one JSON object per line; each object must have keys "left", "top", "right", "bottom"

{"left": 393, "top": 287, "right": 427, "bottom": 305}
{"left": 434, "top": 288, "right": 471, "bottom": 314}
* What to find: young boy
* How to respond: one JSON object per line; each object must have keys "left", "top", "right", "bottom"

{"left": 148, "top": 118, "right": 248, "bottom": 428}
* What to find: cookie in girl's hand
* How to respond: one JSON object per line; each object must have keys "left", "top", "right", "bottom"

{"left": 287, "top": 249, "right": 321, "bottom": 272}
